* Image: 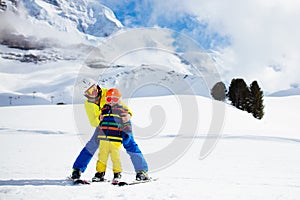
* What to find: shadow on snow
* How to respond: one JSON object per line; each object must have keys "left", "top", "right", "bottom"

{"left": 0, "top": 179, "right": 73, "bottom": 186}
{"left": 0, "top": 127, "right": 70, "bottom": 135}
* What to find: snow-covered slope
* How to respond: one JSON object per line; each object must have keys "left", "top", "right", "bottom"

{"left": 0, "top": 95, "right": 299, "bottom": 199}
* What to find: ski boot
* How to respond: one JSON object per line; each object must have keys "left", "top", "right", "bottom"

{"left": 71, "top": 169, "right": 81, "bottom": 180}
{"left": 112, "top": 172, "right": 122, "bottom": 185}
{"left": 92, "top": 172, "right": 105, "bottom": 182}
{"left": 136, "top": 170, "right": 150, "bottom": 181}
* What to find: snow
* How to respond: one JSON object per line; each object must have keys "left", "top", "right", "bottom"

{"left": 0, "top": 57, "right": 82, "bottom": 106}
{"left": 0, "top": 95, "right": 300, "bottom": 199}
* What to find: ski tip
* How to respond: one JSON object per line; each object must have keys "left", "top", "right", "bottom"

{"left": 111, "top": 181, "right": 119, "bottom": 185}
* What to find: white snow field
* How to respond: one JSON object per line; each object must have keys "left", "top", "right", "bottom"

{"left": 0, "top": 95, "right": 300, "bottom": 200}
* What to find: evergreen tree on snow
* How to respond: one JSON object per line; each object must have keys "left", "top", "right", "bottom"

{"left": 249, "top": 81, "right": 264, "bottom": 119}
{"left": 227, "top": 78, "right": 251, "bottom": 111}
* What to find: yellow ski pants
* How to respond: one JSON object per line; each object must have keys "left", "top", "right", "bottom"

{"left": 96, "top": 140, "right": 122, "bottom": 173}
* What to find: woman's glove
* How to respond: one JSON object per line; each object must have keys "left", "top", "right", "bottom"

{"left": 87, "top": 95, "right": 100, "bottom": 104}
{"left": 121, "top": 112, "right": 131, "bottom": 123}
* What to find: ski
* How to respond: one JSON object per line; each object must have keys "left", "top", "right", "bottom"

{"left": 67, "top": 176, "right": 90, "bottom": 185}
{"left": 117, "top": 177, "right": 159, "bottom": 186}
{"left": 67, "top": 176, "right": 158, "bottom": 186}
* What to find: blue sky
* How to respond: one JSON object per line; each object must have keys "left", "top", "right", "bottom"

{"left": 100, "top": 0, "right": 230, "bottom": 50}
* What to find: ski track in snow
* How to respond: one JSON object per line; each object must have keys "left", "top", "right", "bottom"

{"left": 0, "top": 179, "right": 72, "bottom": 186}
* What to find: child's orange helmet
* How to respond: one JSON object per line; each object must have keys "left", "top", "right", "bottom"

{"left": 106, "top": 88, "right": 122, "bottom": 98}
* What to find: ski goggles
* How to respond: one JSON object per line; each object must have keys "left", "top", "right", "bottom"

{"left": 84, "top": 84, "right": 99, "bottom": 98}
{"left": 106, "top": 96, "right": 120, "bottom": 103}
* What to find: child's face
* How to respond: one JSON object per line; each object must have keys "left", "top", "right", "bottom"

{"left": 106, "top": 96, "right": 120, "bottom": 106}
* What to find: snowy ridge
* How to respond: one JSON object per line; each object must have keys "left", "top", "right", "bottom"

{"left": 0, "top": 0, "right": 122, "bottom": 54}
{"left": 96, "top": 64, "right": 209, "bottom": 98}
{"left": 20, "top": 0, "right": 122, "bottom": 38}
{"left": 269, "top": 87, "right": 300, "bottom": 97}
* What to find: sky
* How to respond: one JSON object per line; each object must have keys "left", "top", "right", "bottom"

{"left": 100, "top": 0, "right": 300, "bottom": 94}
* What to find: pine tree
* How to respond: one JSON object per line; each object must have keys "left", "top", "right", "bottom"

{"left": 227, "top": 78, "right": 250, "bottom": 111}
{"left": 249, "top": 81, "right": 264, "bottom": 119}
{"left": 211, "top": 81, "right": 227, "bottom": 101}
{"left": 239, "top": 79, "right": 251, "bottom": 112}
{"left": 227, "top": 79, "right": 237, "bottom": 106}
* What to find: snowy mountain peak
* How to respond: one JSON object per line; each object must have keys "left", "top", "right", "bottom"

{"left": 1, "top": 0, "right": 122, "bottom": 39}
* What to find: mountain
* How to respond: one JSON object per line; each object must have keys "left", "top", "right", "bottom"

{"left": 0, "top": 0, "right": 123, "bottom": 72}
{"left": 0, "top": 0, "right": 122, "bottom": 40}
{"left": 1, "top": 0, "right": 299, "bottom": 107}
{"left": 0, "top": 0, "right": 115, "bottom": 106}
{"left": 0, "top": 1, "right": 221, "bottom": 106}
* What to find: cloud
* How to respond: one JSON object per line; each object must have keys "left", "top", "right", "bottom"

{"left": 100, "top": 0, "right": 300, "bottom": 93}
{"left": 147, "top": 0, "right": 300, "bottom": 94}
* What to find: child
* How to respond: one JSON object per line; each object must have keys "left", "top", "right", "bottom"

{"left": 92, "top": 88, "right": 130, "bottom": 182}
